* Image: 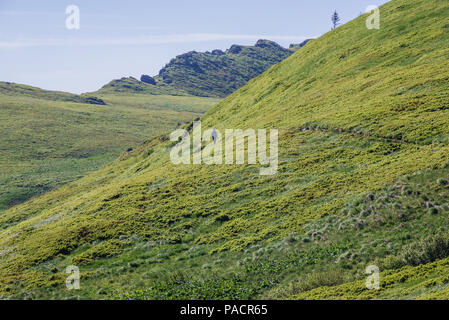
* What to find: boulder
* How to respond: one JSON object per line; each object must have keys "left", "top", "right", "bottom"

{"left": 140, "top": 75, "right": 156, "bottom": 85}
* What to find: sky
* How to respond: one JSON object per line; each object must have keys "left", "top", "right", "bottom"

{"left": 0, "top": 0, "right": 390, "bottom": 94}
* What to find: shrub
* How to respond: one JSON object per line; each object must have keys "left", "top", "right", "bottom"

{"left": 398, "top": 234, "right": 449, "bottom": 267}
{"left": 297, "top": 269, "right": 345, "bottom": 292}
{"left": 214, "top": 214, "right": 230, "bottom": 222}
{"left": 72, "top": 239, "right": 125, "bottom": 266}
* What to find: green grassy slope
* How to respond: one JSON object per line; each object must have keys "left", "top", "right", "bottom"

{"left": 1, "top": 0, "right": 449, "bottom": 299}
{"left": 289, "top": 166, "right": 449, "bottom": 300}
{"left": 0, "top": 87, "right": 219, "bottom": 212}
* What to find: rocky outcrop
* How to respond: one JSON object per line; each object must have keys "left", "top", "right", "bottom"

{"left": 152, "top": 39, "right": 296, "bottom": 97}
{"left": 100, "top": 39, "right": 309, "bottom": 98}
{"left": 140, "top": 75, "right": 156, "bottom": 85}
{"left": 82, "top": 96, "right": 106, "bottom": 105}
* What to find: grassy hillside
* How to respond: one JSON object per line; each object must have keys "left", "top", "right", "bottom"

{"left": 1, "top": 0, "right": 449, "bottom": 300}
{"left": 0, "top": 86, "right": 219, "bottom": 212}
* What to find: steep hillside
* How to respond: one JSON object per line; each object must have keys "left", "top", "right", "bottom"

{"left": 1, "top": 0, "right": 449, "bottom": 300}
{"left": 0, "top": 89, "right": 219, "bottom": 212}
{"left": 97, "top": 40, "right": 297, "bottom": 98}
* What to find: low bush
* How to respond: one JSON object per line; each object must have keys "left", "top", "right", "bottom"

{"left": 297, "top": 269, "right": 345, "bottom": 292}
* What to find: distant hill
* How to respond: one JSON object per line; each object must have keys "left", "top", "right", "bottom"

{"left": 96, "top": 77, "right": 188, "bottom": 96}
{"left": 97, "top": 39, "right": 303, "bottom": 98}
{"left": 0, "top": 82, "right": 105, "bottom": 105}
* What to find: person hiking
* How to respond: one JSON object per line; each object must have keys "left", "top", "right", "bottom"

{"left": 211, "top": 128, "right": 218, "bottom": 144}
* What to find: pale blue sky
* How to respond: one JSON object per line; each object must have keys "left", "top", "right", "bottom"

{"left": 0, "top": 0, "right": 389, "bottom": 93}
